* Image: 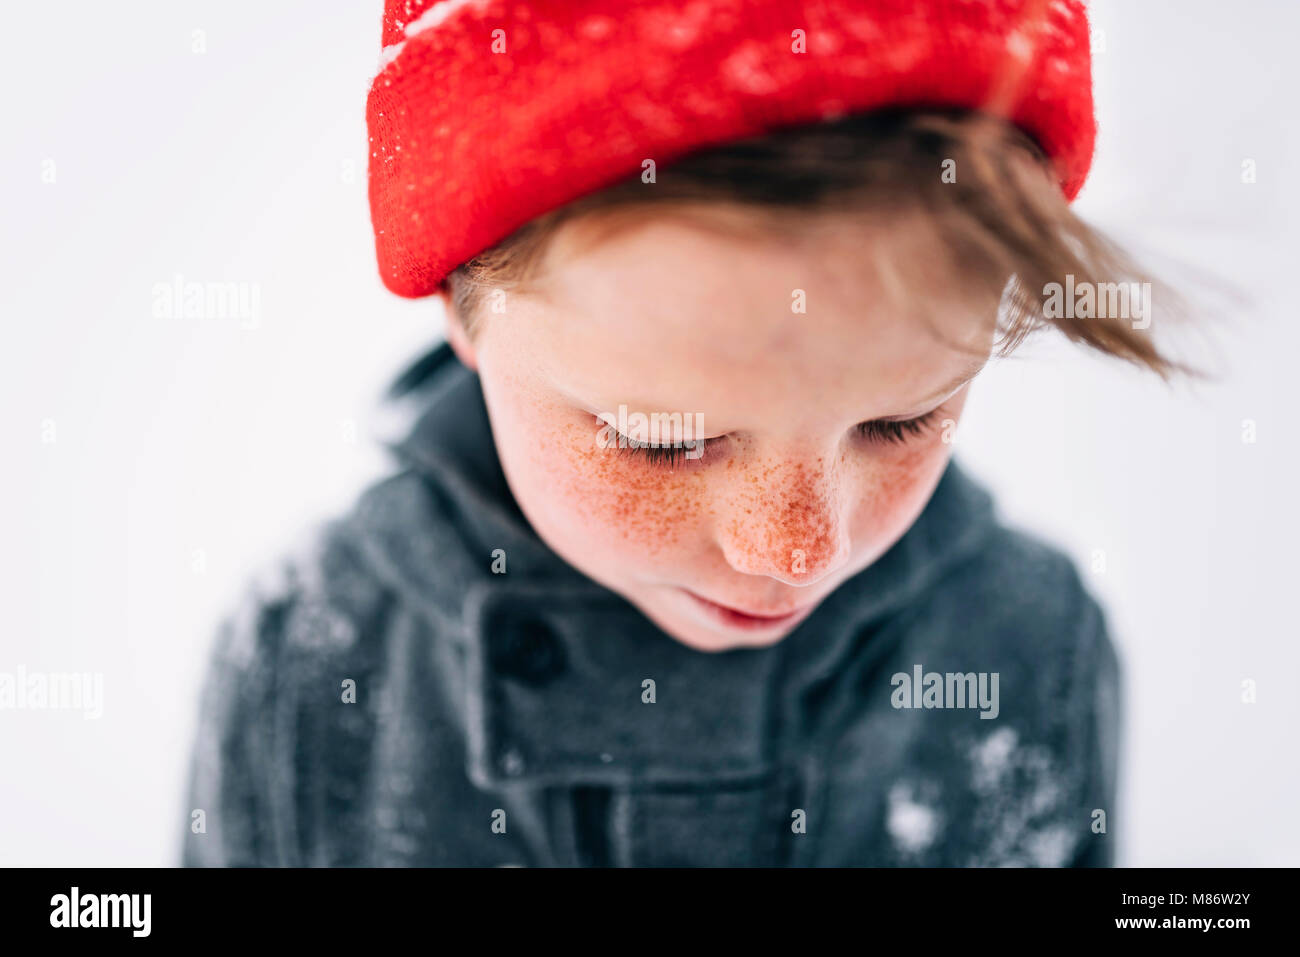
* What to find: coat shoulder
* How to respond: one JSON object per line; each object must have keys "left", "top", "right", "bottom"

{"left": 862, "top": 522, "right": 1122, "bottom": 866}
{"left": 181, "top": 477, "right": 420, "bottom": 866}
{"left": 925, "top": 521, "right": 1116, "bottom": 670}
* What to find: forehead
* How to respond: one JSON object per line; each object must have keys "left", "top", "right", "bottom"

{"left": 487, "top": 208, "right": 996, "bottom": 425}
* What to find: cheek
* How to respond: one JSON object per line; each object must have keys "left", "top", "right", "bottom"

{"left": 853, "top": 393, "right": 970, "bottom": 545}
{"left": 500, "top": 405, "right": 711, "bottom": 564}
{"left": 852, "top": 435, "right": 954, "bottom": 549}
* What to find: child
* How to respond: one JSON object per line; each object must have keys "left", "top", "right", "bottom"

{"left": 182, "top": 0, "right": 1186, "bottom": 866}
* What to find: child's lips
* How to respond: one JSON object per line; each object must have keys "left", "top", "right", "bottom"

{"left": 678, "top": 587, "right": 817, "bottom": 631}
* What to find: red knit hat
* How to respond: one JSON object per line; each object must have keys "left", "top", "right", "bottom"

{"left": 367, "top": 0, "right": 1096, "bottom": 298}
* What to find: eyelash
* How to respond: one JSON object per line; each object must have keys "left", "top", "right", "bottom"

{"left": 626, "top": 445, "right": 696, "bottom": 467}
{"left": 607, "top": 434, "right": 716, "bottom": 467}
{"left": 856, "top": 408, "right": 943, "bottom": 445}
{"left": 602, "top": 409, "right": 941, "bottom": 468}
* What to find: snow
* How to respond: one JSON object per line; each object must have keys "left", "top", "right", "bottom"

{"left": 887, "top": 781, "right": 942, "bottom": 853}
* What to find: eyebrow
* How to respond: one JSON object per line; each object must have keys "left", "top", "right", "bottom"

{"left": 882, "top": 358, "right": 989, "bottom": 419}
{"left": 565, "top": 357, "right": 990, "bottom": 433}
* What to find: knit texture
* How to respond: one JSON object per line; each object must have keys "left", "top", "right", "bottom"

{"left": 367, "top": 0, "right": 1097, "bottom": 297}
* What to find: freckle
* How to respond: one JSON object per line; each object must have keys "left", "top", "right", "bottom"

{"left": 722, "top": 457, "right": 841, "bottom": 577}
{"left": 552, "top": 420, "right": 710, "bottom": 556}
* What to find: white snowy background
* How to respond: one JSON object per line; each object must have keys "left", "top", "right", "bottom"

{"left": 1, "top": 0, "right": 1296, "bottom": 866}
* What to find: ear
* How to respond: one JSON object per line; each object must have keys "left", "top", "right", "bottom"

{"left": 436, "top": 288, "right": 478, "bottom": 371}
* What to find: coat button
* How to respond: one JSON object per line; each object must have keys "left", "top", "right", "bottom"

{"left": 488, "top": 619, "right": 567, "bottom": 687}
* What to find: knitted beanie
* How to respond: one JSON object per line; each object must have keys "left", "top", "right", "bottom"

{"left": 367, "top": 0, "right": 1096, "bottom": 298}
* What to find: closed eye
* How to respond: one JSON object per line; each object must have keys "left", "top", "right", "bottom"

{"left": 596, "top": 415, "right": 718, "bottom": 467}
{"left": 856, "top": 408, "right": 942, "bottom": 445}
{"left": 612, "top": 437, "right": 708, "bottom": 467}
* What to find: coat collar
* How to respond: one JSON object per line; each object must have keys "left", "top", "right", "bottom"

{"left": 355, "top": 343, "right": 998, "bottom": 788}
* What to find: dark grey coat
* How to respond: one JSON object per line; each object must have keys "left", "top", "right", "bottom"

{"left": 181, "top": 343, "right": 1121, "bottom": 867}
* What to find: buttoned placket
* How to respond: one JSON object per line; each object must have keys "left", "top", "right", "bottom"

{"left": 460, "top": 579, "right": 816, "bottom": 866}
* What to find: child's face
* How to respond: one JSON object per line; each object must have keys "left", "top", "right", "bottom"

{"left": 451, "top": 207, "right": 995, "bottom": 653}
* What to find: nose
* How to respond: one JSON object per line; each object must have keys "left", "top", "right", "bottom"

{"left": 715, "top": 454, "right": 853, "bottom": 587}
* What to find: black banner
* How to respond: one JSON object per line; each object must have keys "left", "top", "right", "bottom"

{"left": 0, "top": 866, "right": 1284, "bottom": 942}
